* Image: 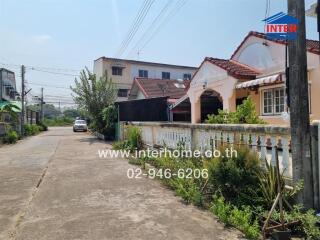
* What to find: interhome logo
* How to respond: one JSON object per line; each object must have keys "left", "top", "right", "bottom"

{"left": 263, "top": 12, "right": 298, "bottom": 40}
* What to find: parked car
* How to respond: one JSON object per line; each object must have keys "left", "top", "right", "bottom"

{"left": 73, "top": 120, "right": 88, "bottom": 132}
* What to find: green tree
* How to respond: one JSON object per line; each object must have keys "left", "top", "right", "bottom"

{"left": 63, "top": 108, "right": 81, "bottom": 119}
{"left": 71, "top": 68, "right": 117, "bottom": 132}
{"left": 28, "top": 104, "right": 60, "bottom": 119}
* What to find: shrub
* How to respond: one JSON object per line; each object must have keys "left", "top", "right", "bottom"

{"left": 210, "top": 196, "right": 260, "bottom": 240}
{"left": 206, "top": 97, "right": 265, "bottom": 124}
{"left": 269, "top": 205, "right": 320, "bottom": 240}
{"left": 126, "top": 125, "right": 142, "bottom": 150}
{"left": 23, "top": 124, "right": 41, "bottom": 136}
{"left": 3, "top": 130, "right": 19, "bottom": 144}
{"left": 101, "top": 105, "right": 118, "bottom": 140}
{"left": 37, "top": 121, "right": 48, "bottom": 131}
{"left": 256, "top": 160, "right": 303, "bottom": 209}
{"left": 43, "top": 117, "right": 73, "bottom": 126}
{"left": 171, "top": 177, "right": 204, "bottom": 206}
{"left": 206, "top": 146, "right": 262, "bottom": 206}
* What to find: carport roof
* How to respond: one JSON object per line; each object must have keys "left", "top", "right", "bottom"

{"left": 131, "top": 78, "right": 190, "bottom": 99}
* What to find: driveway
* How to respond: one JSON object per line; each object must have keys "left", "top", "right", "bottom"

{"left": 0, "top": 127, "right": 243, "bottom": 240}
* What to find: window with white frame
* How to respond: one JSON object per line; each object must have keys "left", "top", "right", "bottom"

{"left": 274, "top": 88, "right": 285, "bottom": 113}
{"left": 263, "top": 89, "right": 273, "bottom": 114}
{"left": 262, "top": 87, "right": 285, "bottom": 115}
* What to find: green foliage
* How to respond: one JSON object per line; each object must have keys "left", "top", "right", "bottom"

{"left": 23, "top": 124, "right": 41, "bottom": 136}
{"left": 126, "top": 126, "right": 142, "bottom": 150}
{"left": 206, "top": 147, "right": 261, "bottom": 206}
{"left": 269, "top": 205, "right": 320, "bottom": 240}
{"left": 102, "top": 105, "right": 118, "bottom": 139}
{"left": 210, "top": 196, "right": 260, "bottom": 240}
{"left": 127, "top": 143, "right": 318, "bottom": 239}
{"left": 3, "top": 130, "right": 19, "bottom": 144}
{"left": 28, "top": 104, "right": 60, "bottom": 119}
{"left": 112, "top": 126, "right": 142, "bottom": 150}
{"left": 112, "top": 141, "right": 131, "bottom": 150}
{"left": 43, "top": 117, "right": 73, "bottom": 126}
{"left": 71, "top": 68, "right": 117, "bottom": 133}
{"left": 256, "top": 160, "right": 303, "bottom": 209}
{"left": 37, "top": 121, "right": 48, "bottom": 131}
{"left": 172, "top": 178, "right": 204, "bottom": 206}
{"left": 63, "top": 108, "right": 82, "bottom": 119}
{"left": 206, "top": 97, "right": 265, "bottom": 124}
{"left": 292, "top": 207, "right": 320, "bottom": 240}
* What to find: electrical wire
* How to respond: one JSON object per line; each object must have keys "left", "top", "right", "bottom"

{"left": 135, "top": 0, "right": 188, "bottom": 54}
{"left": 28, "top": 82, "right": 72, "bottom": 90}
{"left": 114, "top": 0, "right": 155, "bottom": 57}
{"left": 127, "top": 0, "right": 174, "bottom": 58}
{"left": 29, "top": 68, "right": 79, "bottom": 77}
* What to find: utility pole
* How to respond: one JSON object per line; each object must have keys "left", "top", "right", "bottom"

{"left": 40, "top": 87, "right": 44, "bottom": 121}
{"left": 21, "top": 65, "right": 25, "bottom": 136}
{"left": 287, "top": 0, "right": 313, "bottom": 208}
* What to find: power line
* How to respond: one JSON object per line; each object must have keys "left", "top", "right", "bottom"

{"left": 28, "top": 82, "right": 72, "bottom": 90}
{"left": 29, "top": 68, "right": 79, "bottom": 77}
{"left": 127, "top": 0, "right": 174, "bottom": 58}
{"left": 134, "top": 0, "right": 188, "bottom": 54}
{"left": 114, "top": 0, "right": 155, "bottom": 57}
{"left": 0, "top": 62, "right": 80, "bottom": 76}
{"left": 114, "top": 0, "right": 151, "bottom": 57}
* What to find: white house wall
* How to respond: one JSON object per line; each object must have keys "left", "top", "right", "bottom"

{"left": 187, "top": 61, "right": 238, "bottom": 123}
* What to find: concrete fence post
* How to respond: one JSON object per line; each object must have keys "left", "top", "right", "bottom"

{"left": 311, "top": 121, "right": 320, "bottom": 210}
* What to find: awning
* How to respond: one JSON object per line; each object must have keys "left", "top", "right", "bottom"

{"left": 235, "top": 73, "right": 283, "bottom": 89}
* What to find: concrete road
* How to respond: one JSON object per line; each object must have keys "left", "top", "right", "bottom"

{"left": 0, "top": 127, "right": 243, "bottom": 240}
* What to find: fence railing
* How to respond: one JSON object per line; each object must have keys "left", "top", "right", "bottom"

{"left": 120, "top": 121, "right": 320, "bottom": 209}
{"left": 121, "top": 122, "right": 292, "bottom": 178}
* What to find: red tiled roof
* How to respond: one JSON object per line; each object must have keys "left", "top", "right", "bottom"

{"left": 231, "top": 31, "right": 320, "bottom": 59}
{"left": 133, "top": 78, "right": 190, "bottom": 99}
{"left": 204, "top": 57, "right": 260, "bottom": 80}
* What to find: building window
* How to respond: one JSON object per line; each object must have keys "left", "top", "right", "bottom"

{"left": 117, "top": 89, "right": 128, "bottom": 97}
{"left": 138, "top": 69, "right": 148, "bottom": 78}
{"left": 262, "top": 88, "right": 285, "bottom": 115}
{"left": 274, "top": 88, "right": 285, "bottom": 113}
{"left": 183, "top": 73, "right": 191, "bottom": 80}
{"left": 162, "top": 72, "right": 170, "bottom": 79}
{"left": 112, "top": 67, "right": 123, "bottom": 76}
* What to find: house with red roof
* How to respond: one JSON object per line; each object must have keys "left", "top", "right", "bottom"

{"left": 173, "top": 31, "right": 320, "bottom": 124}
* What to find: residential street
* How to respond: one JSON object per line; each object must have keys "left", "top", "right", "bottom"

{"left": 0, "top": 127, "right": 243, "bottom": 240}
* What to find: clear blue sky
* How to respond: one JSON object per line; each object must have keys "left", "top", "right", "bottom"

{"left": 0, "top": 0, "right": 318, "bottom": 103}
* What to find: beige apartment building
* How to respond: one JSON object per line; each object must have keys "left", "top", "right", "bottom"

{"left": 93, "top": 57, "right": 197, "bottom": 101}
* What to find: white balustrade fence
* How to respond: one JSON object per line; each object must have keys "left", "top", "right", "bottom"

{"left": 121, "top": 122, "right": 293, "bottom": 178}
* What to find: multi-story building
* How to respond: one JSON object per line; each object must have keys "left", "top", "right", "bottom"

{"left": 93, "top": 57, "right": 197, "bottom": 101}
{"left": 0, "top": 68, "right": 17, "bottom": 101}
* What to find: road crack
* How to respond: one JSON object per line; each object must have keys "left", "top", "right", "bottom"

{"left": 8, "top": 140, "right": 61, "bottom": 240}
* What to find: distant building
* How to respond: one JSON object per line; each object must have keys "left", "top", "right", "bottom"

{"left": 0, "top": 68, "right": 18, "bottom": 101}
{"left": 93, "top": 57, "right": 197, "bottom": 101}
